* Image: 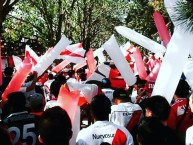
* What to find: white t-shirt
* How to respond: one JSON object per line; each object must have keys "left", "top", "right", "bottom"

{"left": 186, "top": 125, "right": 193, "bottom": 145}
{"left": 110, "top": 102, "right": 143, "bottom": 130}
{"left": 76, "top": 121, "right": 134, "bottom": 145}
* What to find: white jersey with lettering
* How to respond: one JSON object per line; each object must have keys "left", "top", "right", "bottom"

{"left": 76, "top": 121, "right": 134, "bottom": 145}
{"left": 110, "top": 102, "right": 143, "bottom": 132}
{"left": 186, "top": 125, "right": 193, "bottom": 145}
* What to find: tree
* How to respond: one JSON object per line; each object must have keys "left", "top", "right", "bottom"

{"left": 0, "top": 0, "right": 20, "bottom": 31}
{"left": 2, "top": 0, "right": 129, "bottom": 54}
{"left": 0, "top": 0, "right": 20, "bottom": 52}
{"left": 172, "top": 0, "right": 193, "bottom": 32}
{"left": 67, "top": 0, "right": 130, "bottom": 50}
{"left": 124, "top": 0, "right": 171, "bottom": 54}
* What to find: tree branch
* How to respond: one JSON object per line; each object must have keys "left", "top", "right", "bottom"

{"left": 7, "top": 14, "right": 46, "bottom": 35}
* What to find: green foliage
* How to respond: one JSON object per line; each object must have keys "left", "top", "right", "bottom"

{"left": 2, "top": 0, "right": 170, "bottom": 56}
{"left": 121, "top": 0, "right": 171, "bottom": 54}
{"left": 126, "top": 1, "right": 156, "bottom": 38}
{"left": 3, "top": 0, "right": 130, "bottom": 53}
{"left": 172, "top": 1, "right": 193, "bottom": 32}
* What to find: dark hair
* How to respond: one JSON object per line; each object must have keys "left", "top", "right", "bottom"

{"left": 50, "top": 81, "right": 62, "bottom": 97}
{"left": 7, "top": 91, "right": 26, "bottom": 112}
{"left": 38, "top": 106, "right": 72, "bottom": 145}
{"left": 54, "top": 73, "right": 66, "bottom": 85}
{"left": 143, "top": 95, "right": 170, "bottom": 121}
{"left": 48, "top": 73, "right": 54, "bottom": 80}
{"left": 113, "top": 88, "right": 128, "bottom": 100}
{"left": 26, "top": 74, "right": 34, "bottom": 82}
{"left": 90, "top": 94, "right": 111, "bottom": 121}
{"left": 67, "top": 70, "right": 75, "bottom": 78}
{"left": 79, "top": 72, "right": 87, "bottom": 81}
{"left": 4, "top": 67, "right": 14, "bottom": 76}
{"left": 137, "top": 117, "right": 181, "bottom": 145}
{"left": 135, "top": 75, "right": 147, "bottom": 85}
{"left": 137, "top": 117, "right": 168, "bottom": 145}
{"left": 175, "top": 80, "right": 190, "bottom": 98}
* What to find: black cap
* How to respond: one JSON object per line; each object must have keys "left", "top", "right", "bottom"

{"left": 113, "top": 88, "right": 127, "bottom": 100}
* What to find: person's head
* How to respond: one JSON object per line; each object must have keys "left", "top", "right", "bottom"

{"left": 137, "top": 117, "right": 168, "bottom": 145}
{"left": 143, "top": 95, "right": 170, "bottom": 124}
{"left": 113, "top": 88, "right": 130, "bottom": 104}
{"left": 174, "top": 80, "right": 190, "bottom": 98}
{"left": 6, "top": 91, "right": 26, "bottom": 113}
{"left": 38, "top": 106, "right": 72, "bottom": 145}
{"left": 67, "top": 70, "right": 75, "bottom": 78}
{"left": 135, "top": 75, "right": 147, "bottom": 90}
{"left": 26, "top": 74, "right": 34, "bottom": 82}
{"left": 79, "top": 72, "right": 87, "bottom": 81}
{"left": 54, "top": 73, "right": 66, "bottom": 85}
{"left": 50, "top": 80, "right": 62, "bottom": 97}
{"left": 30, "top": 93, "right": 45, "bottom": 112}
{"left": 4, "top": 67, "right": 14, "bottom": 77}
{"left": 90, "top": 94, "right": 111, "bottom": 121}
{"left": 48, "top": 73, "right": 54, "bottom": 80}
{"left": 101, "top": 78, "right": 111, "bottom": 88}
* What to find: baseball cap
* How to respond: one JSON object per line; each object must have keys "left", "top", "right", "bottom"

{"left": 113, "top": 88, "right": 127, "bottom": 100}
{"left": 30, "top": 93, "right": 45, "bottom": 109}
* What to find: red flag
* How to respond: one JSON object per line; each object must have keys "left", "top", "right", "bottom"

{"left": 57, "top": 85, "right": 80, "bottom": 123}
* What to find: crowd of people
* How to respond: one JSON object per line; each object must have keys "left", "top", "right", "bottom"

{"left": 0, "top": 52, "right": 193, "bottom": 145}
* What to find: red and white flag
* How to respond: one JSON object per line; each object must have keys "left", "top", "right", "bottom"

{"left": 25, "top": 45, "right": 40, "bottom": 66}
{"left": 59, "top": 43, "right": 86, "bottom": 64}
